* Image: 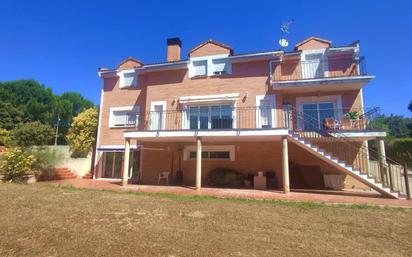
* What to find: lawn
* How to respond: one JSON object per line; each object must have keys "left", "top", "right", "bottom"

{"left": 0, "top": 184, "right": 411, "bottom": 257}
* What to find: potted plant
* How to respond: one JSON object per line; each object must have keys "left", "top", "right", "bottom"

{"left": 344, "top": 111, "right": 359, "bottom": 121}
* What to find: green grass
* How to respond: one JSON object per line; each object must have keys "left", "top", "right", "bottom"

{"left": 1, "top": 183, "right": 412, "bottom": 257}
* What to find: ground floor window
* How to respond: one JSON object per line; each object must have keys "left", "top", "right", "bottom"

{"left": 184, "top": 145, "right": 235, "bottom": 161}
{"left": 189, "top": 151, "right": 231, "bottom": 160}
{"left": 102, "top": 150, "right": 140, "bottom": 179}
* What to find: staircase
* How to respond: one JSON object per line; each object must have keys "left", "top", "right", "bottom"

{"left": 288, "top": 131, "right": 401, "bottom": 199}
{"left": 53, "top": 168, "right": 77, "bottom": 180}
{"left": 82, "top": 172, "right": 93, "bottom": 179}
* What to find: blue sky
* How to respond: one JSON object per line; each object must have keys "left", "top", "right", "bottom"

{"left": 1, "top": 0, "right": 411, "bottom": 116}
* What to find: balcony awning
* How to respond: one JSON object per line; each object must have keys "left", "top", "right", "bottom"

{"left": 179, "top": 93, "right": 240, "bottom": 104}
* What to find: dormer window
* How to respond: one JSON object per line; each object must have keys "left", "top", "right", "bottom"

{"left": 188, "top": 54, "right": 232, "bottom": 78}
{"left": 192, "top": 60, "right": 207, "bottom": 77}
{"left": 118, "top": 70, "right": 137, "bottom": 88}
{"left": 212, "top": 58, "right": 231, "bottom": 75}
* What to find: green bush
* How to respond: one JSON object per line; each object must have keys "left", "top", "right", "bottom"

{"left": 0, "top": 148, "right": 37, "bottom": 182}
{"left": 11, "top": 122, "right": 55, "bottom": 147}
{"left": 27, "top": 147, "right": 64, "bottom": 178}
{"left": 385, "top": 138, "right": 412, "bottom": 166}
{"left": 0, "top": 128, "right": 11, "bottom": 146}
{"left": 207, "top": 168, "right": 244, "bottom": 188}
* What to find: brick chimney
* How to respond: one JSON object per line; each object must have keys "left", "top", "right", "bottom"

{"left": 167, "top": 37, "right": 181, "bottom": 62}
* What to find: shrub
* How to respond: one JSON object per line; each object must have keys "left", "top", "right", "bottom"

{"left": 27, "top": 147, "right": 64, "bottom": 178}
{"left": 385, "top": 138, "right": 412, "bottom": 166}
{"left": 11, "top": 122, "right": 54, "bottom": 147}
{"left": 207, "top": 168, "right": 244, "bottom": 188}
{"left": 0, "top": 128, "right": 11, "bottom": 146}
{"left": 0, "top": 148, "right": 37, "bottom": 182}
{"left": 66, "top": 108, "right": 98, "bottom": 157}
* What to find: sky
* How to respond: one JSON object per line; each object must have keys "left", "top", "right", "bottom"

{"left": 1, "top": 0, "right": 411, "bottom": 116}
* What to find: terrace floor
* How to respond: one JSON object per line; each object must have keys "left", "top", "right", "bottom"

{"left": 43, "top": 178, "right": 412, "bottom": 208}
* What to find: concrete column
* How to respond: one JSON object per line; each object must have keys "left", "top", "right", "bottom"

{"left": 122, "top": 138, "right": 131, "bottom": 186}
{"left": 378, "top": 138, "right": 387, "bottom": 184}
{"left": 196, "top": 137, "right": 202, "bottom": 190}
{"left": 282, "top": 136, "right": 290, "bottom": 194}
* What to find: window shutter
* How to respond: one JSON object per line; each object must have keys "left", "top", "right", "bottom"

{"left": 192, "top": 61, "right": 207, "bottom": 76}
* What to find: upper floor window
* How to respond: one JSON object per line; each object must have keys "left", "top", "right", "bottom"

{"left": 192, "top": 60, "right": 207, "bottom": 77}
{"left": 118, "top": 70, "right": 137, "bottom": 88}
{"left": 109, "top": 106, "right": 139, "bottom": 128}
{"left": 212, "top": 58, "right": 231, "bottom": 75}
{"left": 188, "top": 54, "right": 232, "bottom": 78}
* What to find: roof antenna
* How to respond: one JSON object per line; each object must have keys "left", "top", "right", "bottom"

{"left": 279, "top": 20, "right": 293, "bottom": 51}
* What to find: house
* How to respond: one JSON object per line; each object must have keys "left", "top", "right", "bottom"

{"left": 94, "top": 36, "right": 407, "bottom": 199}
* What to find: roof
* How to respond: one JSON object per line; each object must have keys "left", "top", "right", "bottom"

{"left": 118, "top": 57, "right": 143, "bottom": 68}
{"left": 188, "top": 39, "right": 233, "bottom": 54}
{"left": 294, "top": 37, "right": 332, "bottom": 48}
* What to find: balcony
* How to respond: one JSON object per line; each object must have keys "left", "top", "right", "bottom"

{"left": 128, "top": 106, "right": 381, "bottom": 135}
{"left": 271, "top": 56, "right": 372, "bottom": 89}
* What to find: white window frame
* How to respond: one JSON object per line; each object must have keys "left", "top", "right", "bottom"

{"left": 301, "top": 49, "right": 329, "bottom": 79}
{"left": 183, "top": 145, "right": 235, "bottom": 161}
{"left": 150, "top": 101, "right": 167, "bottom": 130}
{"left": 109, "top": 106, "right": 140, "bottom": 128}
{"left": 255, "top": 95, "right": 276, "bottom": 129}
{"left": 188, "top": 54, "right": 232, "bottom": 78}
{"left": 296, "top": 95, "right": 343, "bottom": 130}
{"left": 183, "top": 102, "right": 237, "bottom": 130}
{"left": 117, "top": 69, "right": 137, "bottom": 88}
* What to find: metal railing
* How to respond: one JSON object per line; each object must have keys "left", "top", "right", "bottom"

{"left": 273, "top": 56, "right": 367, "bottom": 81}
{"left": 286, "top": 105, "right": 410, "bottom": 197}
{"left": 134, "top": 107, "right": 282, "bottom": 131}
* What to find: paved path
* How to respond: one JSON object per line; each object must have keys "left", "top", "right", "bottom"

{"left": 43, "top": 178, "right": 412, "bottom": 208}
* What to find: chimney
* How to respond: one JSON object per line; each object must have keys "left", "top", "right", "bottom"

{"left": 167, "top": 37, "right": 181, "bottom": 62}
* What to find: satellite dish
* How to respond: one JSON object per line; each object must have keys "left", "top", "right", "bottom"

{"left": 279, "top": 38, "right": 289, "bottom": 48}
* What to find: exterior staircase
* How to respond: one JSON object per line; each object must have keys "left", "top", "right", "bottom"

{"left": 82, "top": 172, "right": 93, "bottom": 179}
{"left": 53, "top": 168, "right": 77, "bottom": 180}
{"left": 288, "top": 131, "right": 401, "bottom": 199}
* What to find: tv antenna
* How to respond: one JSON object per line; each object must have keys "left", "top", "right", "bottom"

{"left": 279, "top": 20, "right": 293, "bottom": 51}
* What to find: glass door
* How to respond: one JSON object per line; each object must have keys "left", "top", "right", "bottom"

{"left": 150, "top": 104, "right": 164, "bottom": 130}
{"left": 301, "top": 102, "right": 335, "bottom": 130}
{"left": 129, "top": 150, "right": 141, "bottom": 182}
{"left": 103, "top": 152, "right": 123, "bottom": 178}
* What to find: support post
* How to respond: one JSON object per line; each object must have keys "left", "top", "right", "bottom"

{"left": 122, "top": 138, "right": 131, "bottom": 186}
{"left": 282, "top": 136, "right": 290, "bottom": 194}
{"left": 404, "top": 163, "right": 411, "bottom": 200}
{"left": 378, "top": 138, "right": 387, "bottom": 185}
{"left": 196, "top": 137, "right": 202, "bottom": 190}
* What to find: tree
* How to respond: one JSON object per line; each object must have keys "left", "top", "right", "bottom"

{"left": 11, "top": 122, "right": 55, "bottom": 147}
{"left": 370, "top": 114, "right": 411, "bottom": 138}
{"left": 66, "top": 108, "right": 98, "bottom": 157}
{"left": 408, "top": 100, "right": 412, "bottom": 113}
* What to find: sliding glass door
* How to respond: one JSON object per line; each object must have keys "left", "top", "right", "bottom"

{"left": 301, "top": 102, "right": 335, "bottom": 130}
{"left": 189, "top": 105, "right": 233, "bottom": 129}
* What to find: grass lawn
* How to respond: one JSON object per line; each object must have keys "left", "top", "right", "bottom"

{"left": 1, "top": 184, "right": 411, "bottom": 257}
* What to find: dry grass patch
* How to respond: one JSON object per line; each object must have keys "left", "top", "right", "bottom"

{"left": 0, "top": 183, "right": 411, "bottom": 257}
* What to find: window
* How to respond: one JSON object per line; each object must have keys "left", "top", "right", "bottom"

{"left": 189, "top": 151, "right": 230, "bottom": 160}
{"left": 188, "top": 55, "right": 232, "bottom": 78}
{"left": 192, "top": 60, "right": 207, "bottom": 77}
{"left": 212, "top": 58, "right": 230, "bottom": 75}
{"left": 256, "top": 95, "right": 276, "bottom": 129}
{"left": 301, "top": 102, "right": 335, "bottom": 130}
{"left": 188, "top": 105, "right": 234, "bottom": 129}
{"left": 119, "top": 70, "right": 137, "bottom": 88}
{"left": 301, "top": 50, "right": 328, "bottom": 79}
{"left": 109, "top": 106, "right": 139, "bottom": 128}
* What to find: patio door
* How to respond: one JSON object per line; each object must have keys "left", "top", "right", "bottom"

{"left": 256, "top": 95, "right": 276, "bottom": 128}
{"left": 103, "top": 152, "right": 123, "bottom": 178}
{"left": 150, "top": 102, "right": 166, "bottom": 130}
{"left": 301, "top": 53, "right": 328, "bottom": 79}
{"left": 301, "top": 102, "right": 335, "bottom": 130}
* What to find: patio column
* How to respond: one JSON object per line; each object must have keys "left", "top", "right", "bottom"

{"left": 196, "top": 137, "right": 202, "bottom": 190}
{"left": 282, "top": 136, "right": 290, "bottom": 194}
{"left": 122, "top": 138, "right": 131, "bottom": 186}
{"left": 378, "top": 138, "right": 387, "bottom": 184}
